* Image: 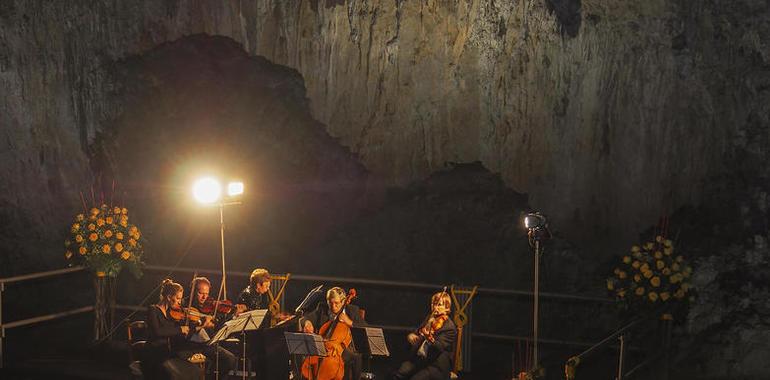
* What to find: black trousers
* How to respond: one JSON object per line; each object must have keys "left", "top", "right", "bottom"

{"left": 178, "top": 344, "right": 237, "bottom": 379}
{"left": 342, "top": 347, "right": 363, "bottom": 380}
{"left": 393, "top": 358, "right": 449, "bottom": 380}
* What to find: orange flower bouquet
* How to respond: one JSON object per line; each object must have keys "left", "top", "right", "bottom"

{"left": 64, "top": 204, "right": 144, "bottom": 278}
{"left": 607, "top": 235, "right": 692, "bottom": 316}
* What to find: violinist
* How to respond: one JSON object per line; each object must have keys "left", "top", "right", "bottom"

{"left": 186, "top": 277, "right": 216, "bottom": 330}
{"left": 185, "top": 276, "right": 238, "bottom": 377}
{"left": 187, "top": 276, "right": 247, "bottom": 328}
{"left": 393, "top": 291, "right": 457, "bottom": 380}
{"left": 301, "top": 287, "right": 366, "bottom": 380}
{"left": 145, "top": 278, "right": 202, "bottom": 379}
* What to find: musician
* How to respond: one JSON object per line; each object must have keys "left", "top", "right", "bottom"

{"left": 393, "top": 292, "right": 457, "bottom": 380}
{"left": 186, "top": 277, "right": 216, "bottom": 330}
{"left": 237, "top": 268, "right": 272, "bottom": 312}
{"left": 301, "top": 287, "right": 366, "bottom": 380}
{"left": 145, "top": 278, "right": 201, "bottom": 379}
{"left": 185, "top": 276, "right": 238, "bottom": 377}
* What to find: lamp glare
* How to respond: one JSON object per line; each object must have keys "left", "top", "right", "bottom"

{"left": 193, "top": 177, "right": 221, "bottom": 204}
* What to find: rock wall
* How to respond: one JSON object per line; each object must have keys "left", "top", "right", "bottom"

{"left": 2, "top": 0, "right": 767, "bottom": 257}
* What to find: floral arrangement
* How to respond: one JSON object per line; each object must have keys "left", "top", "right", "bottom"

{"left": 64, "top": 204, "right": 144, "bottom": 278}
{"left": 607, "top": 235, "right": 692, "bottom": 315}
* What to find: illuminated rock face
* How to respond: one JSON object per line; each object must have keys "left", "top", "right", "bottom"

{"left": 2, "top": 0, "right": 767, "bottom": 251}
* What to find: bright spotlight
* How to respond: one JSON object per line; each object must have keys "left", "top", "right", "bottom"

{"left": 193, "top": 177, "right": 222, "bottom": 204}
{"left": 227, "top": 181, "right": 244, "bottom": 197}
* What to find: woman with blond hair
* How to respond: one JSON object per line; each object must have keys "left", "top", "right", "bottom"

{"left": 145, "top": 278, "right": 199, "bottom": 379}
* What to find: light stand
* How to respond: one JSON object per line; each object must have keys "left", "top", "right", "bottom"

{"left": 192, "top": 177, "right": 244, "bottom": 380}
{"left": 524, "top": 212, "right": 551, "bottom": 378}
{"left": 215, "top": 338, "right": 220, "bottom": 380}
{"left": 210, "top": 201, "right": 242, "bottom": 312}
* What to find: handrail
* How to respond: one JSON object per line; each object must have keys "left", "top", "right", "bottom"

{"left": 0, "top": 266, "right": 89, "bottom": 369}
{"left": 564, "top": 318, "right": 648, "bottom": 380}
{"left": 1, "top": 264, "right": 615, "bottom": 372}
{"left": 143, "top": 265, "right": 611, "bottom": 303}
{"left": 0, "top": 266, "right": 85, "bottom": 285}
{"left": 2, "top": 306, "right": 94, "bottom": 329}
{"left": 112, "top": 305, "right": 608, "bottom": 349}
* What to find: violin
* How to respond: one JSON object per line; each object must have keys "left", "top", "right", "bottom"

{"left": 199, "top": 298, "right": 237, "bottom": 315}
{"left": 301, "top": 289, "right": 357, "bottom": 380}
{"left": 419, "top": 314, "right": 448, "bottom": 343}
{"left": 168, "top": 305, "right": 203, "bottom": 325}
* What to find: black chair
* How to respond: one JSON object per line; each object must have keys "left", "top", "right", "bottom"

{"left": 127, "top": 320, "right": 149, "bottom": 378}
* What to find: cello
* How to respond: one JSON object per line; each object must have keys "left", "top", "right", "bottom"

{"left": 300, "top": 289, "right": 357, "bottom": 380}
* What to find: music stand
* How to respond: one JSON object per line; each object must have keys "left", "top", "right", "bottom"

{"left": 351, "top": 327, "right": 389, "bottom": 357}
{"left": 295, "top": 284, "right": 325, "bottom": 315}
{"left": 285, "top": 332, "right": 327, "bottom": 380}
{"left": 352, "top": 327, "right": 389, "bottom": 379}
{"left": 209, "top": 310, "right": 267, "bottom": 380}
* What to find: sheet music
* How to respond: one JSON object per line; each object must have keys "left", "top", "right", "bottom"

{"left": 365, "top": 327, "right": 390, "bottom": 356}
{"left": 284, "top": 332, "right": 328, "bottom": 356}
{"left": 189, "top": 328, "right": 210, "bottom": 343}
{"left": 207, "top": 309, "right": 267, "bottom": 345}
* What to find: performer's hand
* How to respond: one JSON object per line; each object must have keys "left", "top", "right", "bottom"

{"left": 235, "top": 304, "right": 247, "bottom": 315}
{"left": 303, "top": 320, "right": 314, "bottom": 334}
{"left": 407, "top": 333, "right": 420, "bottom": 345}
{"left": 180, "top": 326, "right": 190, "bottom": 335}
{"left": 419, "top": 326, "right": 430, "bottom": 337}
{"left": 331, "top": 343, "right": 344, "bottom": 357}
{"left": 339, "top": 313, "right": 353, "bottom": 327}
{"left": 203, "top": 317, "right": 215, "bottom": 329}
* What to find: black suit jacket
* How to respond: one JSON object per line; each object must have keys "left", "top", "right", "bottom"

{"left": 300, "top": 302, "right": 367, "bottom": 335}
{"left": 413, "top": 318, "right": 457, "bottom": 374}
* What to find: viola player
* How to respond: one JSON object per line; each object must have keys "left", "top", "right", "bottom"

{"left": 237, "top": 268, "right": 272, "bottom": 312}
{"left": 393, "top": 291, "right": 457, "bottom": 380}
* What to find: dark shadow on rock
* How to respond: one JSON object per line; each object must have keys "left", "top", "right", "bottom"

{"left": 545, "top": 0, "right": 582, "bottom": 38}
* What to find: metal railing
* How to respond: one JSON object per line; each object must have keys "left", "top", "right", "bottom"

{"left": 564, "top": 316, "right": 671, "bottom": 380}
{"left": 0, "top": 266, "right": 91, "bottom": 368}
{"left": 137, "top": 265, "right": 611, "bottom": 349}
{"left": 1, "top": 264, "right": 616, "bottom": 369}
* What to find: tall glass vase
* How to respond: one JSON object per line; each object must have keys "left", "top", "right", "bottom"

{"left": 93, "top": 272, "right": 116, "bottom": 341}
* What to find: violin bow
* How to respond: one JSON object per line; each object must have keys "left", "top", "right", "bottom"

{"left": 184, "top": 271, "right": 198, "bottom": 328}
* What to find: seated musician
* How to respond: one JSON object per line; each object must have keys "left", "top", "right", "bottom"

{"left": 186, "top": 276, "right": 238, "bottom": 377}
{"left": 237, "top": 268, "right": 272, "bottom": 313}
{"left": 301, "top": 287, "right": 367, "bottom": 380}
{"left": 145, "top": 278, "right": 203, "bottom": 380}
{"left": 393, "top": 291, "right": 457, "bottom": 380}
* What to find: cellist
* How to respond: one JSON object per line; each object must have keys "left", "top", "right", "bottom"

{"left": 393, "top": 291, "right": 457, "bottom": 380}
{"left": 301, "top": 287, "right": 367, "bottom": 380}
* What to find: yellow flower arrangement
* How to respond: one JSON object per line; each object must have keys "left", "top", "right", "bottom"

{"left": 607, "top": 235, "right": 693, "bottom": 313}
{"left": 64, "top": 204, "right": 145, "bottom": 278}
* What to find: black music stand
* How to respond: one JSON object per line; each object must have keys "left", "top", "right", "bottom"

{"left": 295, "top": 284, "right": 325, "bottom": 315}
{"left": 352, "top": 327, "right": 389, "bottom": 379}
{"left": 285, "top": 332, "right": 327, "bottom": 380}
{"left": 209, "top": 310, "right": 267, "bottom": 380}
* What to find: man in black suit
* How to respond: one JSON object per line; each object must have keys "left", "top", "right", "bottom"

{"left": 301, "top": 287, "right": 367, "bottom": 380}
{"left": 393, "top": 291, "right": 457, "bottom": 380}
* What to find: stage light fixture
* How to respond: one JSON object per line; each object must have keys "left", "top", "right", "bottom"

{"left": 227, "top": 181, "right": 244, "bottom": 197}
{"left": 524, "top": 213, "right": 547, "bottom": 230}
